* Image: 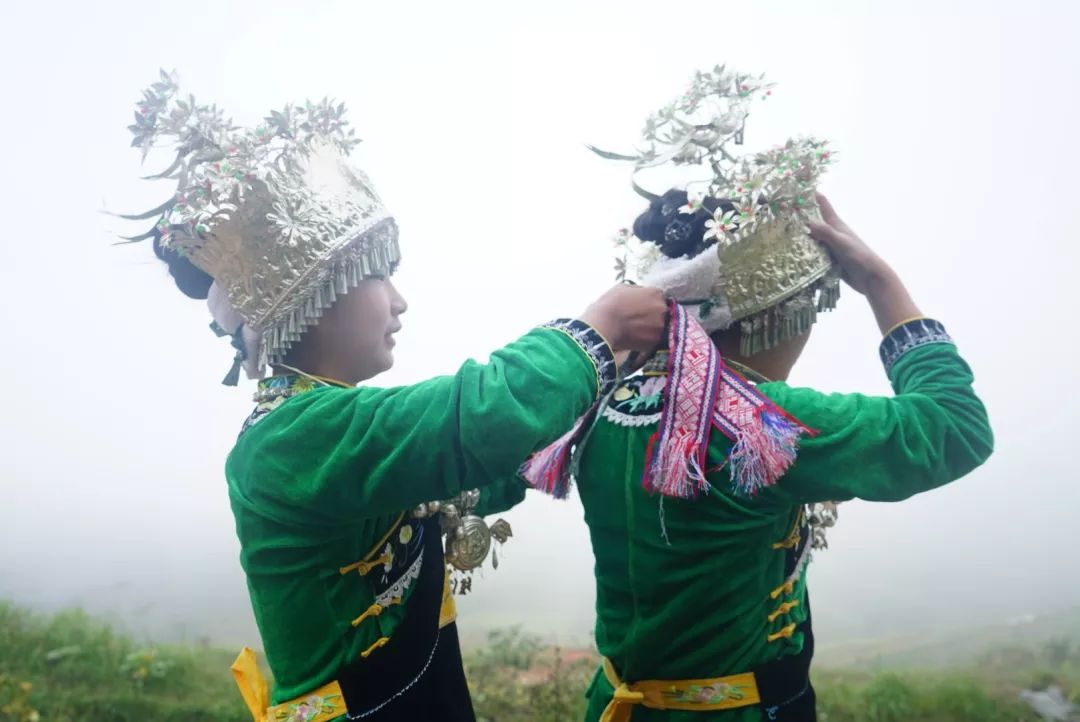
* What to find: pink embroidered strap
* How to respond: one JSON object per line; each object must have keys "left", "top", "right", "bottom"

{"left": 641, "top": 301, "right": 721, "bottom": 498}
{"left": 521, "top": 303, "right": 813, "bottom": 500}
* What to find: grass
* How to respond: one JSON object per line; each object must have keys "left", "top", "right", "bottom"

{"left": 464, "top": 627, "right": 596, "bottom": 722}
{"left": 815, "top": 669, "right": 1051, "bottom": 722}
{"left": 0, "top": 601, "right": 249, "bottom": 722}
{"left": 1, "top": 600, "right": 1077, "bottom": 722}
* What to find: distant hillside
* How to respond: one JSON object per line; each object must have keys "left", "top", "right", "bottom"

{"left": 814, "top": 606, "right": 1080, "bottom": 670}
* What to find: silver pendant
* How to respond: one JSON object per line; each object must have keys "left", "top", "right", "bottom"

{"left": 806, "top": 501, "right": 839, "bottom": 551}
{"left": 445, "top": 515, "right": 493, "bottom": 572}
{"left": 413, "top": 489, "right": 513, "bottom": 584}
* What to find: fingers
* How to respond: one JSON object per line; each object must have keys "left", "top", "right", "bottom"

{"left": 807, "top": 219, "right": 845, "bottom": 249}
{"left": 815, "top": 193, "right": 854, "bottom": 235}
{"left": 585, "top": 285, "right": 670, "bottom": 354}
{"left": 620, "top": 351, "right": 651, "bottom": 376}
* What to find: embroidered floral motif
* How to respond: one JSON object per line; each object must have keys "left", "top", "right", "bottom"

{"left": 663, "top": 682, "right": 750, "bottom": 705}
{"left": 253, "top": 374, "right": 328, "bottom": 404}
{"left": 273, "top": 693, "right": 343, "bottom": 722}
{"left": 639, "top": 376, "right": 667, "bottom": 397}
{"left": 240, "top": 395, "right": 288, "bottom": 434}
{"left": 602, "top": 376, "right": 665, "bottom": 428}
{"left": 625, "top": 392, "right": 662, "bottom": 413}
{"left": 339, "top": 517, "right": 427, "bottom": 637}
{"left": 376, "top": 551, "right": 424, "bottom": 607}
{"left": 338, "top": 517, "right": 427, "bottom": 608}
{"left": 242, "top": 374, "right": 329, "bottom": 434}
{"left": 375, "top": 518, "right": 422, "bottom": 582}
{"left": 609, "top": 377, "right": 663, "bottom": 412}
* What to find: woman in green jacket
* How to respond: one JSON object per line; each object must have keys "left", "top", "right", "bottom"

{"left": 522, "top": 68, "right": 993, "bottom": 722}
{"left": 122, "top": 72, "right": 668, "bottom": 722}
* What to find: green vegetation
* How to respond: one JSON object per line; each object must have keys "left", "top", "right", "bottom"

{"left": 1, "top": 601, "right": 1076, "bottom": 722}
{"left": 0, "top": 601, "right": 248, "bottom": 722}
{"left": 464, "top": 627, "right": 595, "bottom": 722}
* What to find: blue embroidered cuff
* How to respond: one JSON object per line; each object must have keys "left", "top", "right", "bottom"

{"left": 540, "top": 319, "right": 618, "bottom": 399}
{"left": 879, "top": 318, "right": 954, "bottom": 374}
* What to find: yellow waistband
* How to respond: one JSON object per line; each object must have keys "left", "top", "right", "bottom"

{"left": 231, "top": 648, "right": 347, "bottom": 722}
{"left": 599, "top": 658, "right": 761, "bottom": 722}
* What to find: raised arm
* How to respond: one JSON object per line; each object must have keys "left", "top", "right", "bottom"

{"left": 228, "top": 286, "right": 669, "bottom": 524}
{"left": 754, "top": 195, "right": 993, "bottom": 504}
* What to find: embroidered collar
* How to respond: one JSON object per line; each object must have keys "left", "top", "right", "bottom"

{"left": 241, "top": 375, "right": 333, "bottom": 435}
{"left": 253, "top": 374, "right": 324, "bottom": 404}
{"left": 724, "top": 359, "right": 770, "bottom": 385}
{"left": 645, "top": 353, "right": 771, "bottom": 385}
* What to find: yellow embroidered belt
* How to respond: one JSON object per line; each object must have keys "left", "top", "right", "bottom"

{"left": 599, "top": 657, "right": 761, "bottom": 722}
{"left": 231, "top": 577, "right": 458, "bottom": 722}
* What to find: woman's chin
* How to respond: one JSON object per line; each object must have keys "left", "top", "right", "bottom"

{"left": 374, "top": 349, "right": 396, "bottom": 375}
{"left": 352, "top": 351, "right": 395, "bottom": 383}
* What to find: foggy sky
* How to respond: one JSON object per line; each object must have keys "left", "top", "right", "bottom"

{"left": 1, "top": 0, "right": 1077, "bottom": 652}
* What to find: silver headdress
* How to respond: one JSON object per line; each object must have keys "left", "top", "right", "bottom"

{"left": 595, "top": 66, "right": 840, "bottom": 355}
{"left": 120, "top": 71, "right": 400, "bottom": 381}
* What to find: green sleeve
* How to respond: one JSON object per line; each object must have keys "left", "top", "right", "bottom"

{"left": 227, "top": 325, "right": 612, "bottom": 526}
{"left": 754, "top": 342, "right": 993, "bottom": 505}
{"left": 475, "top": 478, "right": 529, "bottom": 517}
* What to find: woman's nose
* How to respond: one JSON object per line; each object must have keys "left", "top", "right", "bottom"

{"left": 387, "top": 279, "right": 408, "bottom": 315}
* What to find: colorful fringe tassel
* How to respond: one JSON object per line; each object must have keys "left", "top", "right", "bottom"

{"left": 518, "top": 408, "right": 596, "bottom": 499}
{"left": 727, "top": 407, "right": 808, "bottom": 496}
{"left": 642, "top": 301, "right": 720, "bottom": 499}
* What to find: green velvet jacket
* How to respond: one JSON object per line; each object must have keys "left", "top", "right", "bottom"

{"left": 578, "top": 324, "right": 993, "bottom": 722}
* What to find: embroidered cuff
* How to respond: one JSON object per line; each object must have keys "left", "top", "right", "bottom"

{"left": 879, "top": 318, "right": 954, "bottom": 374}
{"left": 541, "top": 319, "right": 618, "bottom": 398}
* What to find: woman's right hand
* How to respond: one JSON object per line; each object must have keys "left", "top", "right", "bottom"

{"left": 808, "top": 193, "right": 922, "bottom": 335}
{"left": 807, "top": 193, "right": 891, "bottom": 296}
{"left": 580, "top": 285, "right": 668, "bottom": 354}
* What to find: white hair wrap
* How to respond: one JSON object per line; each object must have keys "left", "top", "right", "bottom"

{"left": 641, "top": 250, "right": 734, "bottom": 333}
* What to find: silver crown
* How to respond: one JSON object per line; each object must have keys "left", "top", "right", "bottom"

{"left": 121, "top": 71, "right": 400, "bottom": 370}
{"left": 597, "top": 66, "right": 841, "bottom": 355}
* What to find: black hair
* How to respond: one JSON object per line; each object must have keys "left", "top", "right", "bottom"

{"left": 152, "top": 227, "right": 214, "bottom": 300}
{"left": 632, "top": 188, "right": 737, "bottom": 259}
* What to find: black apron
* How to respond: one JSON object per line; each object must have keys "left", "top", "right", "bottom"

{"left": 337, "top": 517, "right": 475, "bottom": 721}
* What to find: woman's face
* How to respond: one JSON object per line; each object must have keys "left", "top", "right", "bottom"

{"left": 300, "top": 277, "right": 408, "bottom": 383}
